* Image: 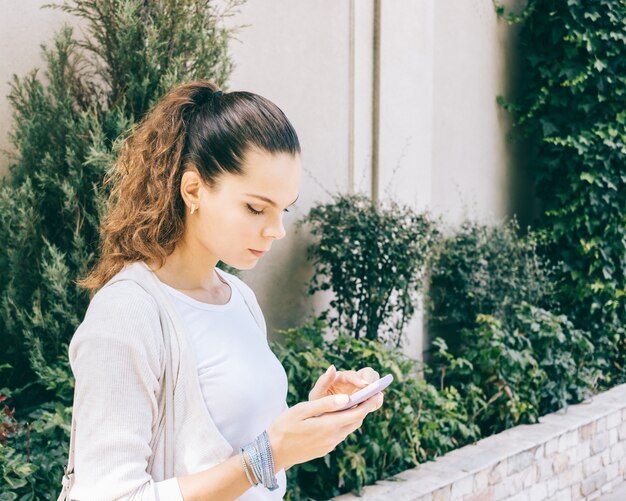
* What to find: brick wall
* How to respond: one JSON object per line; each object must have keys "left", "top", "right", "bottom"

{"left": 333, "top": 383, "right": 626, "bottom": 501}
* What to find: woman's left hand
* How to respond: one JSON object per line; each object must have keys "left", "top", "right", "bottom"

{"left": 308, "top": 365, "right": 380, "bottom": 401}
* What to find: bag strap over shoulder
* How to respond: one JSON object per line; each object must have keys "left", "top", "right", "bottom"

{"left": 57, "top": 414, "right": 76, "bottom": 500}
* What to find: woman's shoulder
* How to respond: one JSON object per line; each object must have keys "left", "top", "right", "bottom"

{"left": 73, "top": 279, "right": 162, "bottom": 347}
{"left": 90, "top": 279, "right": 159, "bottom": 314}
{"left": 68, "top": 279, "right": 165, "bottom": 393}
{"left": 85, "top": 261, "right": 160, "bottom": 316}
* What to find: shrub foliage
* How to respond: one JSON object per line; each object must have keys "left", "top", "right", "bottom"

{"left": 271, "top": 319, "right": 479, "bottom": 501}
{"left": 427, "top": 218, "right": 555, "bottom": 347}
{"left": 300, "top": 193, "right": 438, "bottom": 346}
{"left": 431, "top": 303, "right": 599, "bottom": 436}
{"left": 497, "top": 0, "right": 626, "bottom": 385}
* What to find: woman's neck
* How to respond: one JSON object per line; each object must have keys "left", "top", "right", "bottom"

{"left": 147, "top": 241, "right": 220, "bottom": 292}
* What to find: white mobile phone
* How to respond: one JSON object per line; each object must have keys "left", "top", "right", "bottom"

{"left": 335, "top": 374, "right": 393, "bottom": 412}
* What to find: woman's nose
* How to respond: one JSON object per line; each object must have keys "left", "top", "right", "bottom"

{"left": 262, "top": 215, "right": 286, "bottom": 240}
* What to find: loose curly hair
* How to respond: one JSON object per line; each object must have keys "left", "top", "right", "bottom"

{"left": 78, "top": 80, "right": 300, "bottom": 291}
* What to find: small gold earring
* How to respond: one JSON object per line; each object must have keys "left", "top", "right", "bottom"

{"left": 190, "top": 203, "right": 198, "bottom": 215}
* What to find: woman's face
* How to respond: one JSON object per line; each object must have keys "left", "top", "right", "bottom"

{"left": 183, "top": 148, "right": 302, "bottom": 270}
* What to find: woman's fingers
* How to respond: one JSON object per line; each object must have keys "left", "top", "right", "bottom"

{"left": 315, "top": 390, "right": 384, "bottom": 427}
{"left": 356, "top": 367, "right": 380, "bottom": 384}
{"left": 308, "top": 365, "right": 338, "bottom": 400}
{"left": 297, "top": 393, "right": 352, "bottom": 419}
{"left": 334, "top": 367, "right": 380, "bottom": 389}
{"left": 335, "top": 392, "right": 384, "bottom": 437}
{"left": 337, "top": 369, "right": 370, "bottom": 388}
{"left": 270, "top": 390, "right": 385, "bottom": 468}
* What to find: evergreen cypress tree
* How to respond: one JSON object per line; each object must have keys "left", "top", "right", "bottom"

{"left": 0, "top": 1, "right": 243, "bottom": 494}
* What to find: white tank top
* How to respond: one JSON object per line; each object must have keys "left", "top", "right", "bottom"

{"left": 157, "top": 271, "right": 289, "bottom": 500}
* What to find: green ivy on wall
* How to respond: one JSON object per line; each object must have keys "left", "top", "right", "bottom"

{"left": 497, "top": 0, "right": 626, "bottom": 386}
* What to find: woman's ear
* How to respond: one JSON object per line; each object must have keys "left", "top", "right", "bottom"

{"left": 180, "top": 168, "right": 203, "bottom": 209}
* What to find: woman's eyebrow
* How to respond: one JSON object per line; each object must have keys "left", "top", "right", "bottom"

{"left": 245, "top": 193, "right": 299, "bottom": 208}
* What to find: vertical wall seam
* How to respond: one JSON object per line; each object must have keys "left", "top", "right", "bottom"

{"left": 348, "top": 0, "right": 355, "bottom": 194}
{"left": 371, "top": 0, "right": 381, "bottom": 203}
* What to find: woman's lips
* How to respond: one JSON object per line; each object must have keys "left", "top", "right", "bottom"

{"left": 249, "top": 249, "right": 267, "bottom": 258}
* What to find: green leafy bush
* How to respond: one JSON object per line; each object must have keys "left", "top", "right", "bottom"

{"left": 1, "top": 382, "right": 36, "bottom": 500}
{"left": 300, "top": 193, "right": 439, "bottom": 346}
{"left": 431, "top": 303, "right": 599, "bottom": 436}
{"left": 0, "top": 401, "right": 73, "bottom": 501}
{"left": 427, "top": 218, "right": 555, "bottom": 354}
{"left": 496, "top": 0, "right": 626, "bottom": 386}
{"left": 0, "top": 356, "right": 78, "bottom": 499}
{"left": 271, "top": 319, "right": 480, "bottom": 501}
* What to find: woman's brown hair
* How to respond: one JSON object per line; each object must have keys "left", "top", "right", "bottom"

{"left": 78, "top": 80, "right": 300, "bottom": 291}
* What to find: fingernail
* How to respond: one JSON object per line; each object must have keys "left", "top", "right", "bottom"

{"left": 326, "top": 365, "right": 335, "bottom": 375}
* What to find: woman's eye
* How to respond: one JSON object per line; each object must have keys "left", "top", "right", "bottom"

{"left": 247, "top": 204, "right": 264, "bottom": 215}
{"left": 246, "top": 204, "right": 291, "bottom": 216}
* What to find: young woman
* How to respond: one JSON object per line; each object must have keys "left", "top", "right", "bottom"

{"left": 64, "top": 80, "right": 385, "bottom": 500}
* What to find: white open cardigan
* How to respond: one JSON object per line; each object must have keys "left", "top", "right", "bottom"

{"left": 64, "top": 261, "right": 269, "bottom": 500}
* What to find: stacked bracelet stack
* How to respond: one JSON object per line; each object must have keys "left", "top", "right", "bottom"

{"left": 240, "top": 430, "right": 279, "bottom": 491}
{"left": 257, "top": 431, "right": 278, "bottom": 491}
{"left": 240, "top": 447, "right": 258, "bottom": 487}
{"left": 244, "top": 438, "right": 262, "bottom": 486}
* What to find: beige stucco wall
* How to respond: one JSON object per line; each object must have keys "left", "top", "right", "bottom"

{"left": 227, "top": 0, "right": 354, "bottom": 343}
{"left": 0, "top": 0, "right": 527, "bottom": 361}
{"left": 431, "top": 0, "right": 527, "bottom": 226}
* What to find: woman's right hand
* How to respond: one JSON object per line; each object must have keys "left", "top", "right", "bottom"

{"left": 267, "top": 391, "right": 384, "bottom": 471}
